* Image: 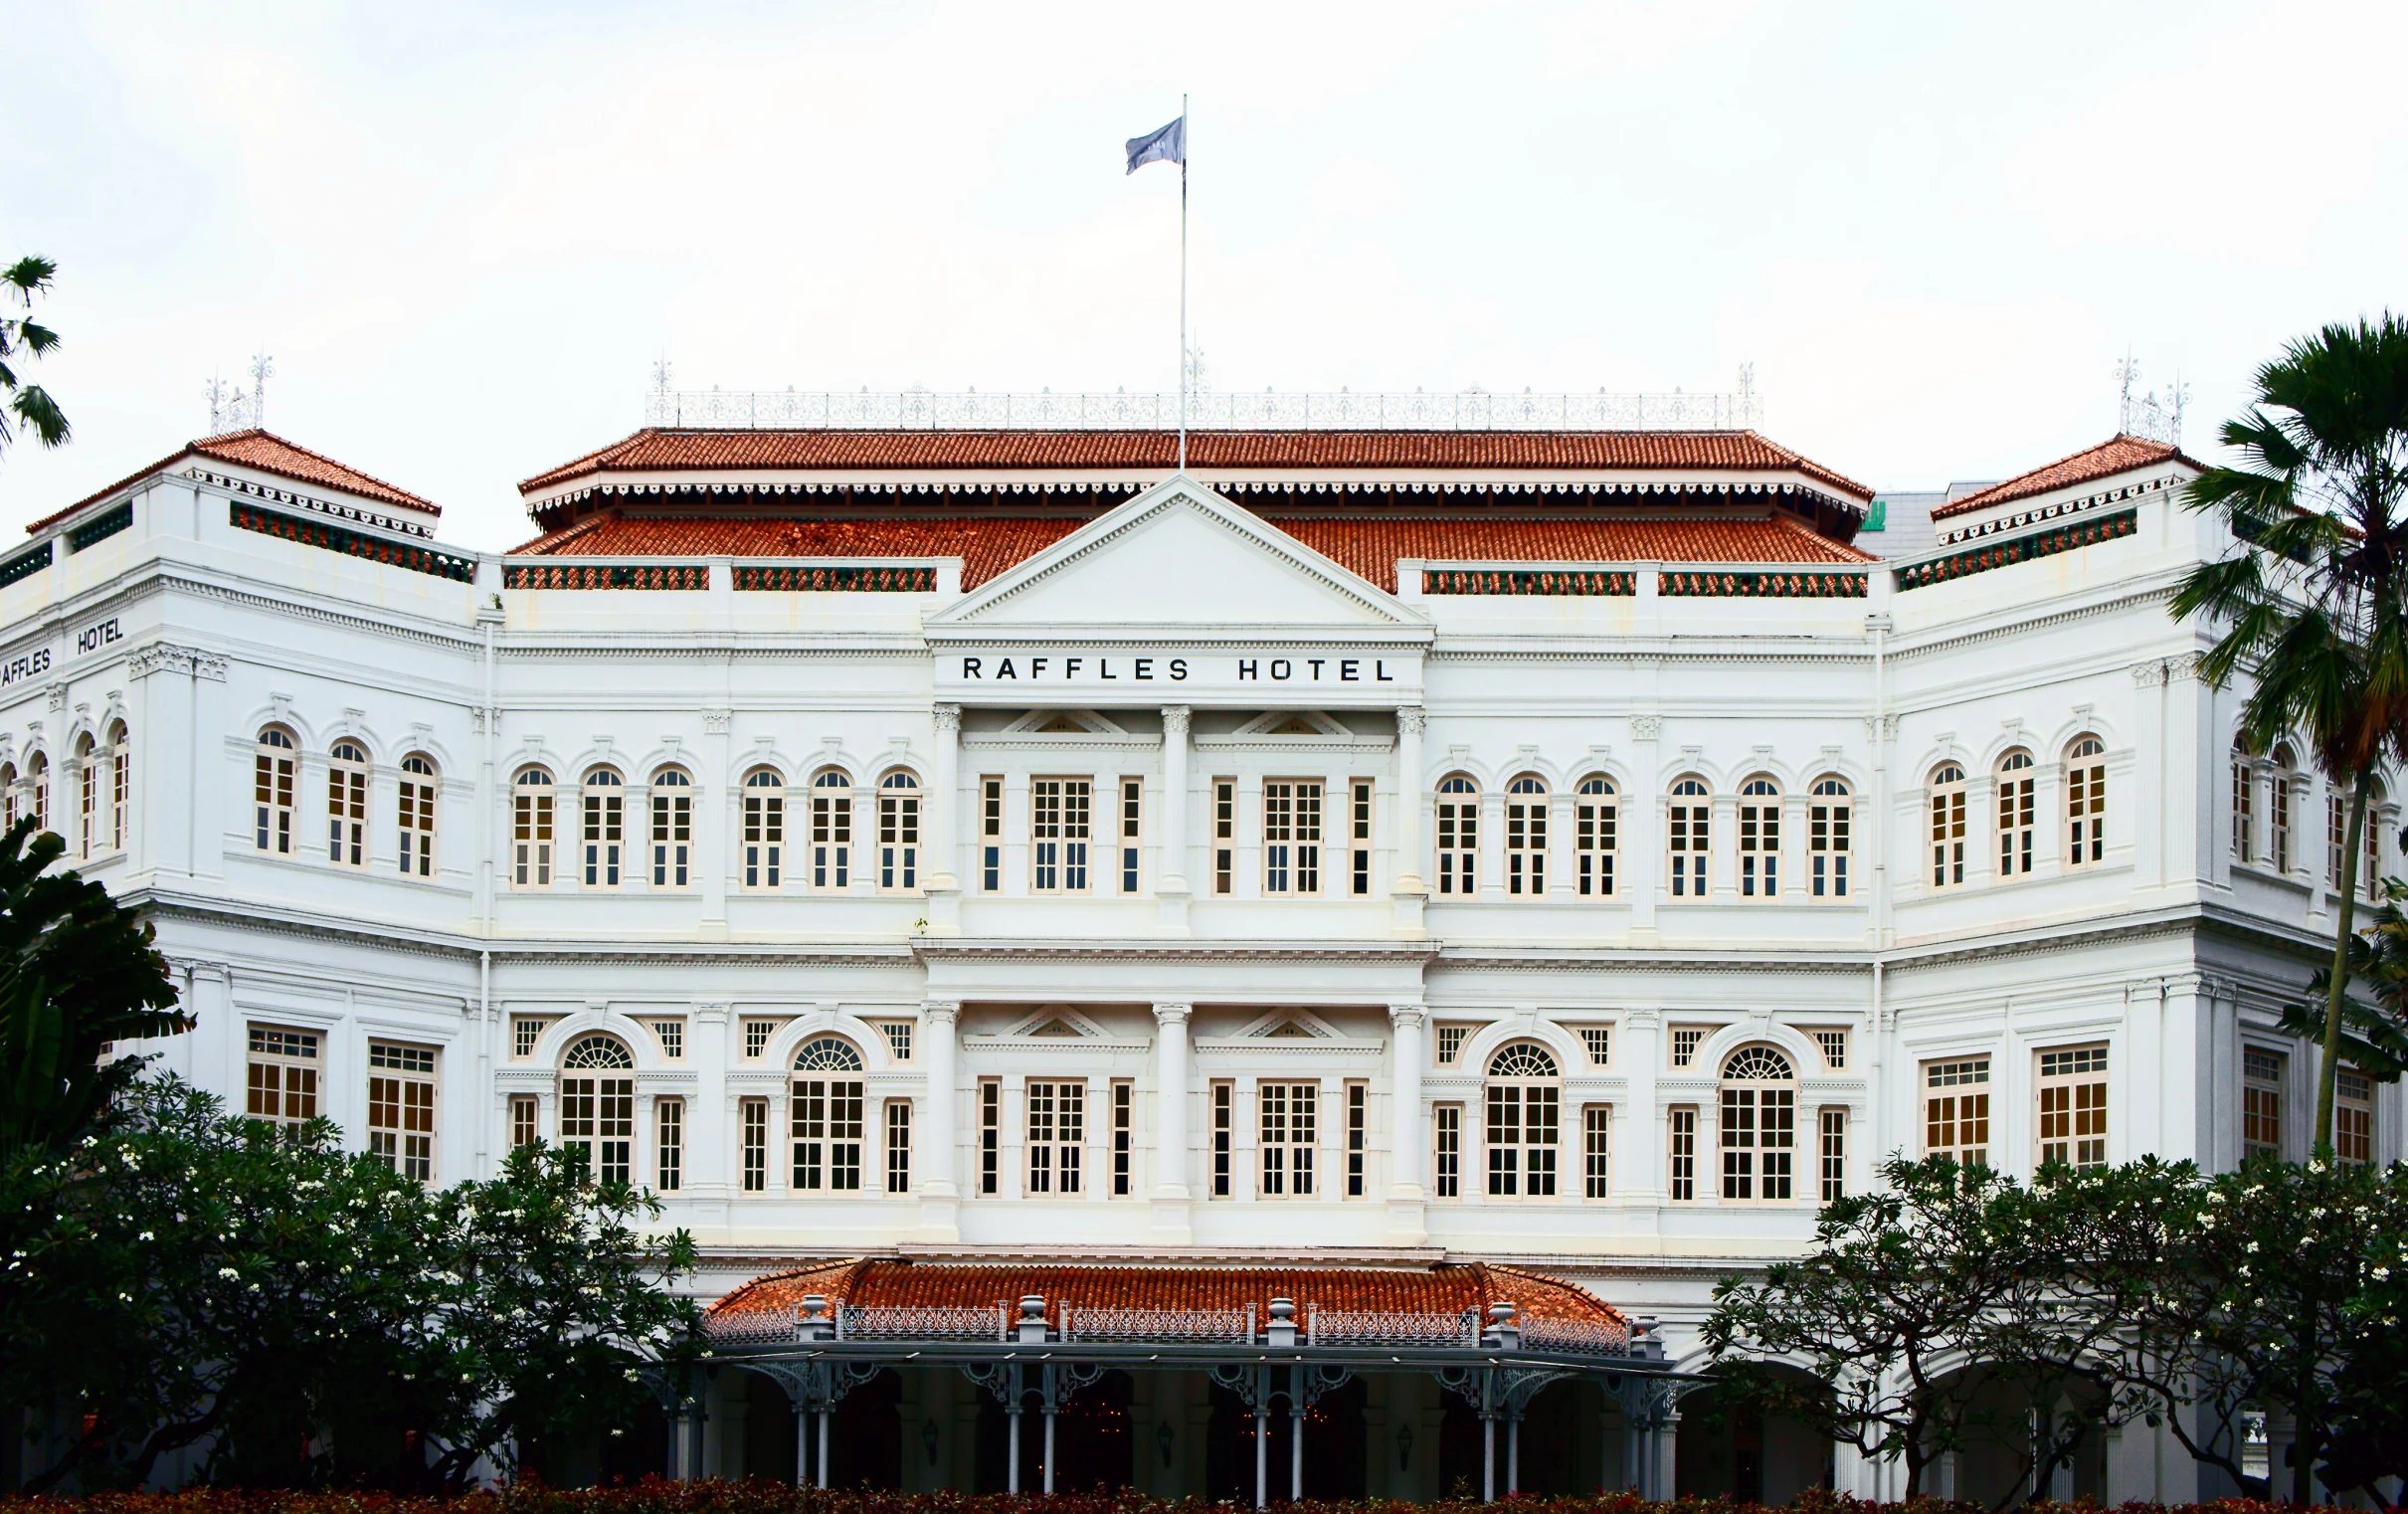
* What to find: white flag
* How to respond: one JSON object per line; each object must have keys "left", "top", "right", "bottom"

{"left": 1125, "top": 115, "right": 1185, "bottom": 174}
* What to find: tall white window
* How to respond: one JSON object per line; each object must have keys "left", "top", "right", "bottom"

{"left": 1263, "top": 779, "right": 1322, "bottom": 894}
{"left": 398, "top": 754, "right": 437, "bottom": 877}
{"left": 2036, "top": 1044, "right": 2108, "bottom": 1170}
{"left": 1259, "top": 1081, "right": 1317, "bottom": 1197}
{"left": 1809, "top": 777, "right": 1849, "bottom": 897}
{"left": 792, "top": 1035, "right": 865, "bottom": 1191}
{"left": 1720, "top": 1045, "right": 1796, "bottom": 1201}
{"left": 1435, "top": 774, "right": 1478, "bottom": 894}
{"left": 560, "top": 1034, "right": 635, "bottom": 1185}
{"left": 1031, "top": 778, "right": 1090, "bottom": 891}
{"left": 27, "top": 751, "right": 46, "bottom": 838}
{"left": 1344, "top": 1080, "right": 1366, "bottom": 1196}
{"left": 1212, "top": 778, "right": 1235, "bottom": 894}
{"left": 1486, "top": 1042, "right": 1560, "bottom": 1198}
{"left": 582, "top": 767, "right": 624, "bottom": 887}
{"left": 1582, "top": 1105, "right": 1610, "bottom": 1199}
{"left": 656, "top": 1097, "right": 684, "bottom": 1191}
{"left": 743, "top": 768, "right": 784, "bottom": 889}
{"left": 1433, "top": 1103, "right": 1461, "bottom": 1199}
{"left": 2243, "top": 1046, "right": 2284, "bottom": 1159}
{"left": 810, "top": 768, "right": 850, "bottom": 889}
{"left": 1930, "top": 763, "right": 1966, "bottom": 888}
{"left": 980, "top": 776, "right": 1004, "bottom": 891}
{"left": 511, "top": 1094, "right": 541, "bottom": 1151}
{"left": 1996, "top": 750, "right": 2035, "bottom": 878}
{"left": 2066, "top": 736, "right": 2107, "bottom": 866}
{"left": 1210, "top": 1081, "right": 1232, "bottom": 1196}
{"left": 2268, "top": 744, "right": 2296, "bottom": 874}
{"left": 2337, "top": 1069, "right": 2374, "bottom": 1165}
{"left": 1819, "top": 1108, "right": 1846, "bottom": 1202}
{"left": 1738, "top": 776, "right": 1778, "bottom": 897}
{"left": 512, "top": 766, "right": 554, "bottom": 887}
{"left": 1668, "top": 777, "right": 1711, "bottom": 897}
{"left": 246, "top": 1024, "right": 319, "bottom": 1134}
{"left": 1121, "top": 777, "right": 1144, "bottom": 893}
{"left": 1026, "top": 1078, "right": 1084, "bottom": 1194}
{"left": 1576, "top": 774, "right": 1616, "bottom": 896}
{"left": 3, "top": 761, "right": 19, "bottom": 831}
{"left": 650, "top": 767, "right": 691, "bottom": 886}
{"left": 326, "top": 740, "right": 369, "bottom": 866}
{"left": 74, "top": 734, "right": 94, "bottom": 860}
{"left": 1924, "top": 1056, "right": 1990, "bottom": 1166}
{"left": 878, "top": 770, "right": 919, "bottom": 890}
{"left": 1505, "top": 774, "right": 1548, "bottom": 895}
{"left": 255, "top": 728, "right": 296, "bottom": 855}
{"left": 2232, "top": 736, "right": 2255, "bottom": 861}
{"left": 1668, "top": 1107, "right": 1697, "bottom": 1201}
{"left": 740, "top": 1097, "right": 767, "bottom": 1191}
{"left": 367, "top": 1042, "right": 437, "bottom": 1181}
{"left": 1350, "top": 778, "right": 1373, "bottom": 895}
{"left": 105, "top": 721, "right": 128, "bottom": 853}
{"left": 1114, "top": 1080, "right": 1136, "bottom": 1195}
{"left": 885, "top": 1100, "right": 912, "bottom": 1194}
{"left": 2370, "top": 783, "right": 2389, "bottom": 897}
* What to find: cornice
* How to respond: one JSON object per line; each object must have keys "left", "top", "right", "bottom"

{"left": 911, "top": 936, "right": 1441, "bottom": 964}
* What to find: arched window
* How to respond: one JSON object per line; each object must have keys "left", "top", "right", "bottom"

{"left": 743, "top": 768, "right": 785, "bottom": 889}
{"left": 27, "top": 751, "right": 45, "bottom": 840}
{"left": 328, "top": 739, "right": 369, "bottom": 867}
{"left": 1738, "top": 776, "right": 1779, "bottom": 897}
{"left": 74, "top": 733, "right": 95, "bottom": 860}
{"left": 792, "top": 1035, "right": 865, "bottom": 1192}
{"left": 1436, "top": 775, "right": 1478, "bottom": 895}
{"left": 1506, "top": 775, "right": 1548, "bottom": 895}
{"left": 1809, "top": 777, "right": 1849, "bottom": 897}
{"left": 1721, "top": 1045, "right": 1796, "bottom": 1202}
{"left": 1485, "top": 1041, "right": 1560, "bottom": 1199}
{"left": 2066, "top": 736, "right": 2107, "bottom": 866}
{"left": 254, "top": 728, "right": 295, "bottom": 854}
{"left": 1, "top": 761, "right": 18, "bottom": 830}
{"left": 1575, "top": 775, "right": 1615, "bottom": 897}
{"left": 2232, "top": 735, "right": 2255, "bottom": 862}
{"left": 1668, "top": 778, "right": 1711, "bottom": 897}
{"left": 650, "top": 768, "right": 691, "bottom": 887}
{"left": 559, "top": 1034, "right": 633, "bottom": 1185}
{"left": 2268, "top": 744, "right": 2297, "bottom": 874}
{"left": 1930, "top": 763, "right": 1966, "bottom": 888}
{"left": 398, "top": 755, "right": 437, "bottom": 877}
{"left": 2367, "top": 780, "right": 2389, "bottom": 900}
{"left": 1996, "top": 750, "right": 2035, "bottom": 878}
{"left": 105, "top": 721, "right": 128, "bottom": 853}
{"left": 512, "top": 767, "right": 555, "bottom": 887}
{"left": 582, "top": 767, "right": 624, "bottom": 888}
{"left": 878, "top": 770, "right": 920, "bottom": 891}
{"left": 810, "top": 768, "right": 850, "bottom": 891}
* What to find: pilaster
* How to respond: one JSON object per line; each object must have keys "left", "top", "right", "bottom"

{"left": 1151, "top": 1002, "right": 1193, "bottom": 1240}
{"left": 1387, "top": 1003, "right": 1428, "bottom": 1244}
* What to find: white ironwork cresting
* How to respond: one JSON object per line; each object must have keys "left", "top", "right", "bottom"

{"left": 1308, "top": 1308, "right": 1482, "bottom": 1347}
{"left": 1519, "top": 1315, "right": 1633, "bottom": 1356}
{"left": 1062, "top": 1304, "right": 1254, "bottom": 1342}
{"left": 705, "top": 1308, "right": 807, "bottom": 1346}
{"left": 838, "top": 1303, "right": 1010, "bottom": 1341}
{"left": 643, "top": 388, "right": 1763, "bottom": 433}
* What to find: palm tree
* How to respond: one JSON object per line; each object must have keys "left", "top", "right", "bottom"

{"left": 2171, "top": 313, "right": 2408, "bottom": 1153}
{"left": 0, "top": 255, "right": 70, "bottom": 460}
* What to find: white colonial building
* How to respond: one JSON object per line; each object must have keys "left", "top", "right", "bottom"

{"left": 3, "top": 409, "right": 2390, "bottom": 1501}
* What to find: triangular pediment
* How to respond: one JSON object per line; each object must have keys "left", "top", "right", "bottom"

{"left": 926, "top": 476, "right": 1425, "bottom": 631}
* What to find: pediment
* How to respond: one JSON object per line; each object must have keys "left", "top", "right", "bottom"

{"left": 1003, "top": 708, "right": 1129, "bottom": 736}
{"left": 1005, "top": 1006, "right": 1108, "bottom": 1039}
{"left": 1233, "top": 1008, "right": 1343, "bottom": 1041}
{"left": 1233, "top": 710, "right": 1355, "bottom": 737}
{"left": 925, "top": 476, "right": 1424, "bottom": 632}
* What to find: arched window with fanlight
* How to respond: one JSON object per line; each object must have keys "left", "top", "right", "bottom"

{"left": 2231, "top": 734, "right": 2256, "bottom": 862}
{"left": 2066, "top": 735, "right": 2107, "bottom": 866}
{"left": 1668, "top": 777, "right": 1711, "bottom": 897}
{"left": 1738, "top": 776, "right": 1778, "bottom": 897}
{"left": 328, "top": 740, "right": 369, "bottom": 867}
{"left": 879, "top": 770, "right": 920, "bottom": 891}
{"left": 650, "top": 767, "right": 691, "bottom": 886}
{"left": 512, "top": 766, "right": 554, "bottom": 887}
{"left": 254, "top": 728, "right": 295, "bottom": 854}
{"left": 1720, "top": 1045, "right": 1796, "bottom": 1201}
{"left": 742, "top": 768, "right": 785, "bottom": 889}
{"left": 792, "top": 1035, "right": 865, "bottom": 1192}
{"left": 1575, "top": 775, "right": 1615, "bottom": 896}
{"left": 1505, "top": 775, "right": 1547, "bottom": 895}
{"left": 1809, "top": 777, "right": 1849, "bottom": 897}
{"left": 1930, "top": 763, "right": 1966, "bottom": 888}
{"left": 1996, "top": 750, "right": 2035, "bottom": 878}
{"left": 1485, "top": 1041, "right": 1560, "bottom": 1198}
{"left": 27, "top": 751, "right": 46, "bottom": 840}
{"left": 2, "top": 760, "right": 20, "bottom": 831}
{"left": 106, "top": 721, "right": 127, "bottom": 854}
{"left": 2268, "top": 743, "right": 2297, "bottom": 874}
{"left": 582, "top": 767, "right": 625, "bottom": 887}
{"left": 398, "top": 754, "right": 437, "bottom": 877}
{"left": 74, "top": 733, "right": 96, "bottom": 860}
{"left": 811, "top": 769, "right": 851, "bottom": 890}
{"left": 1436, "top": 775, "right": 1478, "bottom": 895}
{"left": 559, "top": 1034, "right": 635, "bottom": 1185}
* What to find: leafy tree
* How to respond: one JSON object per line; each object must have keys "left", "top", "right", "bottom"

{"left": 2169, "top": 312, "right": 2408, "bottom": 1151}
{"left": 0, "top": 257, "right": 69, "bottom": 458}
{"left": 2277, "top": 877, "right": 2408, "bottom": 1084}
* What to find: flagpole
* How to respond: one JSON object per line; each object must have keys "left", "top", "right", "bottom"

{"left": 1178, "top": 94, "right": 1189, "bottom": 473}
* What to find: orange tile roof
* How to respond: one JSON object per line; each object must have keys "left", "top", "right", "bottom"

{"left": 709, "top": 1258, "right": 1622, "bottom": 1329}
{"left": 29, "top": 429, "right": 439, "bottom": 534}
{"left": 519, "top": 428, "right": 1873, "bottom": 501}
{"left": 511, "top": 510, "right": 1868, "bottom": 590}
{"left": 1930, "top": 434, "right": 2197, "bottom": 521}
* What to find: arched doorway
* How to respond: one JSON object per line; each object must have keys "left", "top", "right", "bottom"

{"left": 598, "top": 1398, "right": 669, "bottom": 1485}
{"left": 830, "top": 1369, "right": 903, "bottom": 1489}
{"left": 1301, "top": 1377, "right": 1368, "bottom": 1499}
{"left": 1513, "top": 1379, "right": 1614, "bottom": 1494}
{"left": 736, "top": 1368, "right": 799, "bottom": 1483}
{"left": 1676, "top": 1366, "right": 1834, "bottom": 1505}
{"left": 1053, "top": 1370, "right": 1135, "bottom": 1492}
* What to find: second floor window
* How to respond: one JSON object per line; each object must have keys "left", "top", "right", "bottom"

{"left": 1121, "top": 777, "right": 1144, "bottom": 893}
{"left": 255, "top": 729, "right": 295, "bottom": 855}
{"left": 2037, "top": 1044, "right": 2108, "bottom": 1170}
{"left": 1027, "top": 1079, "right": 1084, "bottom": 1193}
{"left": 1925, "top": 1056, "right": 1989, "bottom": 1166}
{"left": 2267, "top": 745, "right": 2296, "bottom": 873}
{"left": 2232, "top": 736, "right": 2255, "bottom": 861}
{"left": 398, "top": 755, "right": 437, "bottom": 877}
{"left": 511, "top": 767, "right": 553, "bottom": 886}
{"left": 981, "top": 776, "right": 1003, "bottom": 891}
{"left": 367, "top": 1041, "right": 437, "bottom": 1181}
{"left": 1436, "top": 775, "right": 1478, "bottom": 894}
{"left": 1668, "top": 778, "right": 1710, "bottom": 897}
{"left": 2337, "top": 1068, "right": 2374, "bottom": 1164}
{"left": 1031, "top": 778, "right": 1090, "bottom": 891}
{"left": 1997, "top": 750, "right": 2035, "bottom": 877}
{"left": 1809, "top": 777, "right": 1849, "bottom": 896}
{"left": 327, "top": 741, "right": 369, "bottom": 866}
{"left": 1930, "top": 764, "right": 1966, "bottom": 888}
{"left": 1486, "top": 1042, "right": 1560, "bottom": 1198}
{"left": 2066, "top": 736, "right": 2107, "bottom": 866}
{"left": 650, "top": 768, "right": 691, "bottom": 886}
{"left": 1260, "top": 1081, "right": 1317, "bottom": 1196}
{"left": 878, "top": 770, "right": 919, "bottom": 890}
{"left": 743, "top": 769, "right": 784, "bottom": 888}
{"left": 2243, "top": 1046, "right": 2283, "bottom": 1159}
{"left": 1720, "top": 1045, "right": 1795, "bottom": 1201}
{"left": 559, "top": 1035, "right": 634, "bottom": 1185}
{"left": 1738, "top": 777, "right": 1778, "bottom": 897}
{"left": 810, "top": 769, "right": 850, "bottom": 889}
{"left": 1576, "top": 775, "right": 1616, "bottom": 896}
{"left": 246, "top": 1024, "right": 318, "bottom": 1134}
{"left": 582, "top": 768, "right": 624, "bottom": 887}
{"left": 1506, "top": 775, "right": 1548, "bottom": 895}
{"left": 1263, "top": 779, "right": 1321, "bottom": 894}
{"left": 1351, "top": 778, "right": 1373, "bottom": 895}
{"left": 793, "top": 1035, "right": 865, "bottom": 1190}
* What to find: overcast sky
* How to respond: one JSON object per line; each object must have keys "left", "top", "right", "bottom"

{"left": 3, "top": 2, "right": 2401, "bottom": 549}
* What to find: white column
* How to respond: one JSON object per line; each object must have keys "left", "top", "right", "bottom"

{"left": 1153, "top": 1002, "right": 1193, "bottom": 1239}
{"left": 928, "top": 704, "right": 961, "bottom": 888}
{"left": 1388, "top": 1004, "right": 1428, "bottom": 1243}
{"left": 1393, "top": 706, "right": 1425, "bottom": 891}
{"left": 1160, "top": 706, "right": 1192, "bottom": 892}
{"left": 919, "top": 1000, "right": 961, "bottom": 1239}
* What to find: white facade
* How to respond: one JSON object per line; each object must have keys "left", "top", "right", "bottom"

{"left": 4, "top": 424, "right": 2393, "bottom": 1500}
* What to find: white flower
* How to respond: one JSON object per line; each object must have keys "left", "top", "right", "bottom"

{"left": 219, "top": 1267, "right": 240, "bottom": 1280}
{"left": 137, "top": 1231, "right": 152, "bottom": 1241}
{"left": 2375, "top": 1267, "right": 2392, "bottom": 1280}
{"left": 2246, "top": 1241, "right": 2260, "bottom": 1254}
{"left": 2206, "top": 1192, "right": 2227, "bottom": 1205}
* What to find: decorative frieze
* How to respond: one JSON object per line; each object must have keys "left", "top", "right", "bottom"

{"left": 503, "top": 562, "right": 708, "bottom": 591}
{"left": 733, "top": 564, "right": 936, "bottom": 592}
{"left": 1423, "top": 568, "right": 1633, "bottom": 597}
{"left": 1659, "top": 569, "right": 1867, "bottom": 598}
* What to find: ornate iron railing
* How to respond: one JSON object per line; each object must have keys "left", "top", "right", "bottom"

{"left": 1897, "top": 508, "right": 2136, "bottom": 593}
{"left": 502, "top": 562, "right": 710, "bottom": 591}
{"left": 1063, "top": 1304, "right": 1255, "bottom": 1343}
{"left": 232, "top": 503, "right": 477, "bottom": 583}
{"left": 839, "top": 1304, "right": 1009, "bottom": 1341}
{"left": 1519, "top": 1316, "right": 1632, "bottom": 1357}
{"left": 1659, "top": 569, "right": 1868, "bottom": 598}
{"left": 706, "top": 1308, "right": 805, "bottom": 1346}
{"left": 0, "top": 542, "right": 52, "bottom": 589}
{"left": 68, "top": 503, "right": 133, "bottom": 552}
{"left": 734, "top": 564, "right": 937, "bottom": 592}
{"left": 645, "top": 388, "right": 1761, "bottom": 433}
{"left": 1423, "top": 568, "right": 1635, "bottom": 597}
{"left": 1308, "top": 1308, "right": 1481, "bottom": 1347}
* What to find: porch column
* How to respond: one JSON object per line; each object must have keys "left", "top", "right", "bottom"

{"left": 919, "top": 1000, "right": 961, "bottom": 1240}
{"left": 1291, "top": 1395, "right": 1305, "bottom": 1499}
{"left": 1388, "top": 1004, "right": 1427, "bottom": 1242}
{"left": 794, "top": 1405, "right": 811, "bottom": 1487}
{"left": 1008, "top": 1367, "right": 1024, "bottom": 1493}
{"left": 1654, "top": 1406, "right": 1681, "bottom": 1499}
{"left": 1043, "top": 1393, "right": 1058, "bottom": 1493}
{"left": 1482, "top": 1411, "right": 1496, "bottom": 1502}
{"left": 1508, "top": 1408, "right": 1522, "bottom": 1494}
{"left": 1153, "top": 1003, "right": 1194, "bottom": 1238}
{"left": 818, "top": 1409, "right": 832, "bottom": 1489}
{"left": 1160, "top": 705, "right": 1192, "bottom": 892}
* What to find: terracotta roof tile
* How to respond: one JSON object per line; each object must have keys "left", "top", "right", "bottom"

{"left": 29, "top": 429, "right": 440, "bottom": 535}
{"left": 519, "top": 428, "right": 1872, "bottom": 502}
{"left": 708, "top": 1258, "right": 1622, "bottom": 1329}
{"left": 511, "top": 510, "right": 1868, "bottom": 590}
{"left": 1930, "top": 434, "right": 2197, "bottom": 521}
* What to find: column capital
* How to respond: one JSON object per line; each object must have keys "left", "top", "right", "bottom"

{"left": 1629, "top": 713, "right": 1661, "bottom": 741}
{"left": 1396, "top": 704, "right": 1426, "bottom": 737}
{"left": 1152, "top": 1002, "right": 1193, "bottom": 1026}
{"left": 1387, "top": 1004, "right": 1426, "bottom": 1030}
{"left": 932, "top": 702, "right": 962, "bottom": 733}
{"left": 1162, "top": 704, "right": 1192, "bottom": 737}
{"left": 921, "top": 999, "right": 962, "bottom": 1025}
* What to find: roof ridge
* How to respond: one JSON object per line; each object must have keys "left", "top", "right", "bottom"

{"left": 1932, "top": 433, "right": 2196, "bottom": 521}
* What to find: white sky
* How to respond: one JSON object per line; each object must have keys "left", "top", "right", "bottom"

{"left": 2, "top": 1, "right": 2401, "bottom": 549}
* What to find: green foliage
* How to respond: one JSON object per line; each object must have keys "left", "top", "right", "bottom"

{"left": 2283, "top": 877, "right": 2408, "bottom": 1081}
{"left": 0, "top": 256, "right": 69, "bottom": 456}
